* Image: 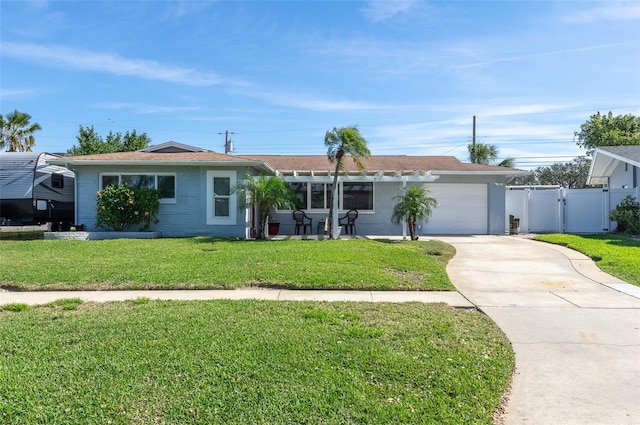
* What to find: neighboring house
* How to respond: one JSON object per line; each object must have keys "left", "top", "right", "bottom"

{"left": 50, "top": 141, "right": 527, "bottom": 237}
{"left": 587, "top": 146, "right": 640, "bottom": 189}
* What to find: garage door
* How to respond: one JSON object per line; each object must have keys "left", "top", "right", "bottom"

{"left": 423, "top": 183, "right": 488, "bottom": 234}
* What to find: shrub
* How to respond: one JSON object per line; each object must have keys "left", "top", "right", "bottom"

{"left": 610, "top": 195, "right": 640, "bottom": 235}
{"left": 96, "top": 183, "right": 160, "bottom": 231}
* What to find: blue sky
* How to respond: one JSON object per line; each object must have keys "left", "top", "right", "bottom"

{"left": 1, "top": 0, "right": 639, "bottom": 169}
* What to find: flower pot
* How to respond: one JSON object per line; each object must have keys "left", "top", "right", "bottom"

{"left": 268, "top": 222, "right": 280, "bottom": 235}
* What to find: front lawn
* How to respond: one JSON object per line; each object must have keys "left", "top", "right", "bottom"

{"left": 534, "top": 234, "right": 640, "bottom": 287}
{"left": 0, "top": 299, "right": 514, "bottom": 424}
{"left": 0, "top": 238, "right": 455, "bottom": 291}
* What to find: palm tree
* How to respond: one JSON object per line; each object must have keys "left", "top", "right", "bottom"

{"left": 235, "top": 175, "right": 296, "bottom": 239}
{"left": 468, "top": 142, "right": 514, "bottom": 168}
{"left": 0, "top": 110, "right": 42, "bottom": 152}
{"left": 324, "top": 126, "right": 371, "bottom": 238}
{"left": 391, "top": 186, "right": 438, "bottom": 240}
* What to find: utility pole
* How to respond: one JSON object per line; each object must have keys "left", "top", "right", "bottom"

{"left": 471, "top": 116, "right": 477, "bottom": 163}
{"left": 218, "top": 130, "right": 236, "bottom": 154}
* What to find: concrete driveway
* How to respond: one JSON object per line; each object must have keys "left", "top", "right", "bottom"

{"left": 437, "top": 235, "right": 640, "bottom": 425}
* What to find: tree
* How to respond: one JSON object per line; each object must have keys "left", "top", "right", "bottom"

{"left": 468, "top": 142, "right": 514, "bottom": 167}
{"left": 535, "top": 157, "right": 591, "bottom": 189}
{"left": 0, "top": 110, "right": 42, "bottom": 152}
{"left": 391, "top": 186, "right": 438, "bottom": 240}
{"left": 235, "top": 175, "right": 296, "bottom": 239}
{"left": 68, "top": 125, "right": 151, "bottom": 155}
{"left": 575, "top": 111, "right": 640, "bottom": 156}
{"left": 324, "top": 126, "right": 371, "bottom": 239}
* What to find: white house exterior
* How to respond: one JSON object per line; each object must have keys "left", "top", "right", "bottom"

{"left": 50, "top": 142, "right": 527, "bottom": 238}
{"left": 587, "top": 146, "right": 640, "bottom": 189}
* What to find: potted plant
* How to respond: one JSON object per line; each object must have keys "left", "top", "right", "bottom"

{"left": 268, "top": 217, "right": 280, "bottom": 235}
{"left": 235, "top": 175, "right": 295, "bottom": 239}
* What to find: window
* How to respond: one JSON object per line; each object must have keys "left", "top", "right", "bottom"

{"left": 287, "top": 181, "right": 373, "bottom": 211}
{"left": 311, "top": 183, "right": 332, "bottom": 209}
{"left": 289, "top": 182, "right": 307, "bottom": 209}
{"left": 213, "top": 177, "right": 231, "bottom": 217}
{"left": 206, "top": 171, "right": 236, "bottom": 225}
{"left": 343, "top": 182, "right": 373, "bottom": 210}
{"left": 51, "top": 173, "right": 64, "bottom": 189}
{"left": 122, "top": 174, "right": 154, "bottom": 189}
{"left": 100, "top": 173, "right": 176, "bottom": 203}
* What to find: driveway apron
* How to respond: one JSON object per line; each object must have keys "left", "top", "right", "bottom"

{"left": 437, "top": 236, "right": 640, "bottom": 425}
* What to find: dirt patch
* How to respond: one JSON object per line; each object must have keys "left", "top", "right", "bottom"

{"left": 493, "top": 367, "right": 515, "bottom": 425}
{"left": 385, "top": 269, "right": 426, "bottom": 284}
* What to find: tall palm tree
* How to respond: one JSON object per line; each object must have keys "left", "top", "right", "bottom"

{"left": 235, "top": 175, "right": 295, "bottom": 239}
{"left": 0, "top": 110, "right": 42, "bottom": 152}
{"left": 468, "top": 142, "right": 514, "bottom": 168}
{"left": 324, "top": 126, "right": 371, "bottom": 238}
{"left": 391, "top": 186, "right": 438, "bottom": 240}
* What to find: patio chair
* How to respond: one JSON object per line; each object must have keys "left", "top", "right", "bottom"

{"left": 339, "top": 209, "right": 358, "bottom": 235}
{"left": 292, "top": 210, "right": 312, "bottom": 235}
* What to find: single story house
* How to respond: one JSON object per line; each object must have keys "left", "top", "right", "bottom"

{"left": 50, "top": 141, "right": 527, "bottom": 238}
{"left": 587, "top": 146, "right": 640, "bottom": 189}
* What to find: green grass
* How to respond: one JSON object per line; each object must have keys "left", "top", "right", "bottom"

{"left": 534, "top": 233, "right": 640, "bottom": 287}
{"left": 0, "top": 299, "right": 514, "bottom": 424}
{"left": 0, "top": 238, "right": 455, "bottom": 291}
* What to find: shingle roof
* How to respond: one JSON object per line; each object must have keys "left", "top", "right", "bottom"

{"left": 60, "top": 151, "right": 242, "bottom": 162}
{"left": 598, "top": 146, "right": 640, "bottom": 164}
{"left": 53, "top": 151, "right": 523, "bottom": 174}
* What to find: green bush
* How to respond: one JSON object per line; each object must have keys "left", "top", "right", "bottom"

{"left": 610, "top": 195, "right": 640, "bottom": 235}
{"left": 96, "top": 183, "right": 160, "bottom": 231}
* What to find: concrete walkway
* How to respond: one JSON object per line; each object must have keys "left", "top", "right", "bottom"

{"left": 0, "top": 288, "right": 473, "bottom": 307}
{"left": 437, "top": 235, "right": 640, "bottom": 425}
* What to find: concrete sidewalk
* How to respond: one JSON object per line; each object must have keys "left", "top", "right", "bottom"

{"left": 437, "top": 235, "right": 640, "bottom": 425}
{"left": 0, "top": 287, "right": 474, "bottom": 307}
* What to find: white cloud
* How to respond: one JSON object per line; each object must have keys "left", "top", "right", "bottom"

{"left": 454, "top": 43, "right": 627, "bottom": 69}
{"left": 0, "top": 41, "right": 244, "bottom": 87}
{"left": 0, "top": 88, "right": 35, "bottom": 99}
{"left": 92, "top": 102, "right": 201, "bottom": 115}
{"left": 563, "top": 1, "right": 640, "bottom": 23}
{"left": 361, "top": 0, "right": 422, "bottom": 22}
{"left": 241, "top": 89, "right": 389, "bottom": 112}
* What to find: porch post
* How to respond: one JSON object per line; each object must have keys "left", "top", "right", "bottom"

{"left": 331, "top": 179, "right": 340, "bottom": 239}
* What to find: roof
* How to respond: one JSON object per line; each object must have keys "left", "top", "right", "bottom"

{"left": 138, "top": 141, "right": 208, "bottom": 153}
{"left": 48, "top": 151, "right": 274, "bottom": 173}
{"left": 48, "top": 145, "right": 527, "bottom": 178}
{"left": 587, "top": 146, "right": 640, "bottom": 185}
{"left": 597, "top": 146, "right": 640, "bottom": 164}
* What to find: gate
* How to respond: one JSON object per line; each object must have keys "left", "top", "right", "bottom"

{"left": 506, "top": 186, "right": 638, "bottom": 233}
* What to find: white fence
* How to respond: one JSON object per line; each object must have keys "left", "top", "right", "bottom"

{"left": 506, "top": 186, "right": 640, "bottom": 234}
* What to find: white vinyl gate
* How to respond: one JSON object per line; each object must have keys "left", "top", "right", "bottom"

{"left": 506, "top": 186, "right": 639, "bottom": 233}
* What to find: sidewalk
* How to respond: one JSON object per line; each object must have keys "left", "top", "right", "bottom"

{"left": 0, "top": 288, "right": 474, "bottom": 308}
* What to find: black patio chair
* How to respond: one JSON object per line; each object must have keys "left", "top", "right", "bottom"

{"left": 339, "top": 209, "right": 358, "bottom": 235}
{"left": 292, "top": 210, "right": 312, "bottom": 235}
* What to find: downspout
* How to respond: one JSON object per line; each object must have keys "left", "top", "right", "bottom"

{"left": 402, "top": 176, "right": 407, "bottom": 240}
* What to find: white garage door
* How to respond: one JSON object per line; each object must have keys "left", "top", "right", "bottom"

{"left": 423, "top": 183, "right": 488, "bottom": 234}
